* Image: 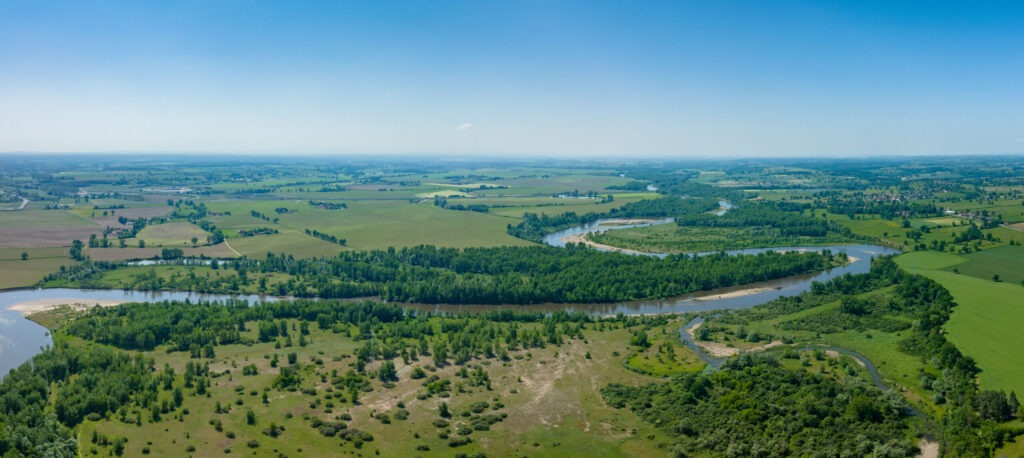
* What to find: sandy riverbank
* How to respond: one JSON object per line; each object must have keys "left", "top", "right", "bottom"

{"left": 596, "top": 218, "right": 665, "bottom": 226}
{"left": 8, "top": 298, "right": 127, "bottom": 316}
{"left": 690, "top": 287, "right": 776, "bottom": 300}
{"left": 561, "top": 233, "right": 652, "bottom": 255}
{"left": 685, "top": 322, "right": 784, "bottom": 358}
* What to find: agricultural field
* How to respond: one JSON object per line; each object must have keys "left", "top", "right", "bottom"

{"left": 941, "top": 245, "right": 1024, "bottom": 285}
{"left": 133, "top": 222, "right": 212, "bottom": 247}
{"left": 227, "top": 231, "right": 344, "bottom": 259}
{"left": 0, "top": 247, "right": 73, "bottom": 289}
{"left": 897, "top": 251, "right": 1024, "bottom": 393}
{"left": 83, "top": 244, "right": 239, "bottom": 262}
{"left": 0, "top": 209, "right": 98, "bottom": 228}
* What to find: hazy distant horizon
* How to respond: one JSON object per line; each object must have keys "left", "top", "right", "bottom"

{"left": 2, "top": 1, "right": 1022, "bottom": 157}
{"left": 2, "top": 150, "right": 1022, "bottom": 162}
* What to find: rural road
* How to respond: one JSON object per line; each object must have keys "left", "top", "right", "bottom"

{"left": 0, "top": 196, "right": 29, "bottom": 211}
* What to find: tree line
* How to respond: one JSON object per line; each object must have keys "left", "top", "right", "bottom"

{"left": 44, "top": 244, "right": 839, "bottom": 305}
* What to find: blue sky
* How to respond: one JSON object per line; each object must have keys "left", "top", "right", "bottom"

{"left": 1, "top": 1, "right": 1022, "bottom": 157}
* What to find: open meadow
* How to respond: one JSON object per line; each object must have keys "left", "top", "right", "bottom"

{"left": 897, "top": 251, "right": 1024, "bottom": 393}
{"left": 52, "top": 312, "right": 686, "bottom": 458}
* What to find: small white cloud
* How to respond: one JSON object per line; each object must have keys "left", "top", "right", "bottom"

{"left": 1016, "top": 137, "right": 1024, "bottom": 143}
{"left": 457, "top": 123, "right": 473, "bottom": 131}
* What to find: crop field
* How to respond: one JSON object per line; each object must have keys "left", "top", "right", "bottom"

{"left": 486, "top": 193, "right": 657, "bottom": 219}
{"left": 897, "top": 251, "right": 1024, "bottom": 392}
{"left": 134, "top": 222, "right": 212, "bottom": 247}
{"left": 86, "top": 205, "right": 172, "bottom": 228}
{"left": 0, "top": 209, "right": 97, "bottom": 228}
{"left": 72, "top": 317, "right": 678, "bottom": 457}
{"left": 0, "top": 247, "right": 72, "bottom": 289}
{"left": 0, "top": 227, "right": 104, "bottom": 248}
{"left": 942, "top": 245, "right": 1024, "bottom": 285}
{"left": 247, "top": 200, "right": 532, "bottom": 250}
{"left": 227, "top": 231, "right": 344, "bottom": 259}
{"left": 84, "top": 244, "right": 239, "bottom": 261}
{"left": 920, "top": 216, "right": 962, "bottom": 226}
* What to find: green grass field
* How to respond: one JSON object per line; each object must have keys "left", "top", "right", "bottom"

{"left": 277, "top": 201, "right": 530, "bottom": 249}
{"left": 0, "top": 247, "right": 72, "bottom": 289}
{"left": 897, "top": 251, "right": 1024, "bottom": 393}
{"left": 825, "top": 211, "right": 1009, "bottom": 251}
{"left": 134, "top": 222, "right": 212, "bottom": 247}
{"left": 942, "top": 245, "right": 1024, "bottom": 285}
{"left": 227, "top": 231, "right": 344, "bottom": 258}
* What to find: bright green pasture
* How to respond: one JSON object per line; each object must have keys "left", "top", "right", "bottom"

{"left": 898, "top": 251, "right": 1024, "bottom": 393}
{"left": 290, "top": 200, "right": 531, "bottom": 249}
{"left": 943, "top": 245, "right": 1024, "bottom": 285}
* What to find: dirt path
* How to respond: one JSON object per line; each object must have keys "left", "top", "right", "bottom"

{"left": 223, "top": 239, "right": 242, "bottom": 257}
{"left": 0, "top": 196, "right": 29, "bottom": 211}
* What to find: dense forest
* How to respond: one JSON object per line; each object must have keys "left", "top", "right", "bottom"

{"left": 44, "top": 245, "right": 840, "bottom": 305}
{"left": 674, "top": 200, "right": 853, "bottom": 239}
{"left": 603, "top": 354, "right": 914, "bottom": 457}
{"left": 699, "top": 257, "right": 1023, "bottom": 455}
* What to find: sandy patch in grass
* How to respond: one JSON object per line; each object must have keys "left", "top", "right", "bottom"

{"left": 917, "top": 438, "right": 938, "bottom": 458}
{"left": 686, "top": 322, "right": 783, "bottom": 358}
{"left": 9, "top": 298, "right": 126, "bottom": 316}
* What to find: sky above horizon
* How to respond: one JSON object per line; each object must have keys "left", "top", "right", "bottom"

{"left": 1, "top": 1, "right": 1022, "bottom": 157}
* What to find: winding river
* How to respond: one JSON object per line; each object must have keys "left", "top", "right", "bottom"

{"left": 0, "top": 289, "right": 281, "bottom": 376}
{"left": 1, "top": 208, "right": 898, "bottom": 378}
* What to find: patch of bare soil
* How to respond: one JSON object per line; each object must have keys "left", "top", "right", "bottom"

{"left": 0, "top": 227, "right": 103, "bottom": 248}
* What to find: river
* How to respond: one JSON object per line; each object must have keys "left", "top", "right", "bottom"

{"left": 0, "top": 289, "right": 281, "bottom": 376}
{"left": 1, "top": 209, "right": 898, "bottom": 378}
